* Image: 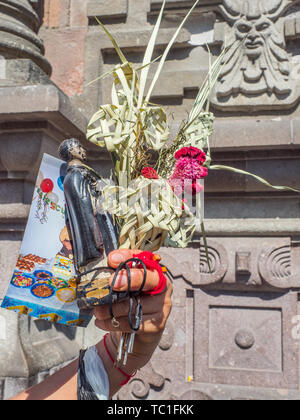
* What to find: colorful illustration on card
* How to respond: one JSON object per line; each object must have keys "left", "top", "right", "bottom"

{"left": 1, "top": 154, "right": 92, "bottom": 328}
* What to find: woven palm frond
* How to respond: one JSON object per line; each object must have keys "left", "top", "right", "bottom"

{"left": 100, "top": 177, "right": 196, "bottom": 251}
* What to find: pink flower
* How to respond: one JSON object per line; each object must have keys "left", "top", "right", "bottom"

{"left": 174, "top": 146, "right": 206, "bottom": 164}
{"left": 172, "top": 158, "right": 208, "bottom": 180}
{"left": 169, "top": 146, "right": 208, "bottom": 197}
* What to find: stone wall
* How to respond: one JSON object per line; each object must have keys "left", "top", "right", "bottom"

{"left": 0, "top": 0, "right": 300, "bottom": 400}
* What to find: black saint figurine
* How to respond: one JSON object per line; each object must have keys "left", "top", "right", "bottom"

{"left": 58, "top": 138, "right": 119, "bottom": 309}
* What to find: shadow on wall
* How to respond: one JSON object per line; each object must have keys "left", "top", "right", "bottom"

{"left": 33, "top": 318, "right": 77, "bottom": 341}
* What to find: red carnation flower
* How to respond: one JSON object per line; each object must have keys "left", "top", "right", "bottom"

{"left": 141, "top": 167, "right": 159, "bottom": 179}
{"left": 169, "top": 146, "right": 208, "bottom": 199}
{"left": 174, "top": 146, "right": 206, "bottom": 164}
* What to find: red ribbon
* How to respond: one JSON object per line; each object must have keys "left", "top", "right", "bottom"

{"left": 131, "top": 251, "right": 167, "bottom": 296}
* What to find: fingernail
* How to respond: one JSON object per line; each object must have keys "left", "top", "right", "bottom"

{"left": 114, "top": 273, "right": 128, "bottom": 289}
{"left": 110, "top": 252, "right": 125, "bottom": 264}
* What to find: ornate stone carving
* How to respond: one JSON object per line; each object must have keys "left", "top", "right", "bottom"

{"left": 258, "top": 244, "right": 296, "bottom": 288}
{"left": 158, "top": 320, "right": 175, "bottom": 351}
{"left": 211, "top": 0, "right": 300, "bottom": 110}
{"left": 117, "top": 363, "right": 168, "bottom": 400}
{"left": 0, "top": 0, "right": 51, "bottom": 75}
{"left": 161, "top": 241, "right": 228, "bottom": 286}
{"left": 160, "top": 238, "right": 300, "bottom": 290}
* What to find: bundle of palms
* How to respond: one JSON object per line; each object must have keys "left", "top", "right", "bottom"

{"left": 87, "top": 0, "right": 299, "bottom": 258}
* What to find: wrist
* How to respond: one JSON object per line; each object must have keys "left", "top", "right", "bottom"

{"left": 95, "top": 333, "right": 136, "bottom": 398}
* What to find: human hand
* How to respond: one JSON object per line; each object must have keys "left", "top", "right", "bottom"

{"left": 94, "top": 249, "right": 173, "bottom": 375}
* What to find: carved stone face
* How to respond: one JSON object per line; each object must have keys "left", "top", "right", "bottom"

{"left": 212, "top": 3, "right": 294, "bottom": 109}
{"left": 210, "top": 0, "right": 300, "bottom": 111}
{"left": 234, "top": 15, "right": 273, "bottom": 59}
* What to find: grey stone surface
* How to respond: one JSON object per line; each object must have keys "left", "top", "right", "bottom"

{"left": 200, "top": 218, "right": 300, "bottom": 236}
{"left": 151, "top": 0, "right": 221, "bottom": 9}
{"left": 0, "top": 305, "right": 28, "bottom": 378}
{"left": 2, "top": 377, "right": 29, "bottom": 400}
{"left": 0, "top": 84, "right": 87, "bottom": 140}
{"left": 0, "top": 59, "right": 50, "bottom": 87}
{"left": 87, "top": 0, "right": 128, "bottom": 18}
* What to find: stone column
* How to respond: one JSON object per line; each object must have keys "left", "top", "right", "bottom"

{"left": 0, "top": 0, "right": 51, "bottom": 76}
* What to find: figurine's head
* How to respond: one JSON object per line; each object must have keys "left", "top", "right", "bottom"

{"left": 58, "top": 138, "right": 87, "bottom": 163}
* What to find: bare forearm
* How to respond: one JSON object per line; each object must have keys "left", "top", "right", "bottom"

{"left": 11, "top": 359, "right": 79, "bottom": 401}
{"left": 10, "top": 334, "right": 136, "bottom": 401}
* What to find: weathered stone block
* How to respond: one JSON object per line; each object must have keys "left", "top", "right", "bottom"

{"left": 211, "top": 118, "right": 292, "bottom": 149}
{"left": 296, "top": 18, "right": 300, "bottom": 35}
{"left": 44, "top": 0, "right": 71, "bottom": 29}
{"left": 0, "top": 307, "right": 28, "bottom": 378}
{"left": 87, "top": 0, "right": 127, "bottom": 18}
{"left": 70, "top": 0, "right": 88, "bottom": 27}
{"left": 0, "top": 56, "right": 6, "bottom": 80}
{"left": 40, "top": 28, "right": 87, "bottom": 97}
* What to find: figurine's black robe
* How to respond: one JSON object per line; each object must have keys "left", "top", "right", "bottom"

{"left": 63, "top": 164, "right": 118, "bottom": 271}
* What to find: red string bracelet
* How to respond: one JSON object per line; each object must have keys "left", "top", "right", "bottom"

{"left": 103, "top": 333, "right": 136, "bottom": 386}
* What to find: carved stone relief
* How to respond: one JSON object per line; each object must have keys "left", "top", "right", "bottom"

{"left": 211, "top": 0, "right": 300, "bottom": 110}
{"left": 259, "top": 245, "right": 293, "bottom": 288}
{"left": 160, "top": 237, "right": 299, "bottom": 290}
{"left": 160, "top": 240, "right": 228, "bottom": 286}
{"left": 117, "top": 362, "right": 167, "bottom": 400}
{"left": 258, "top": 241, "right": 300, "bottom": 288}
{"left": 194, "top": 290, "right": 298, "bottom": 389}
